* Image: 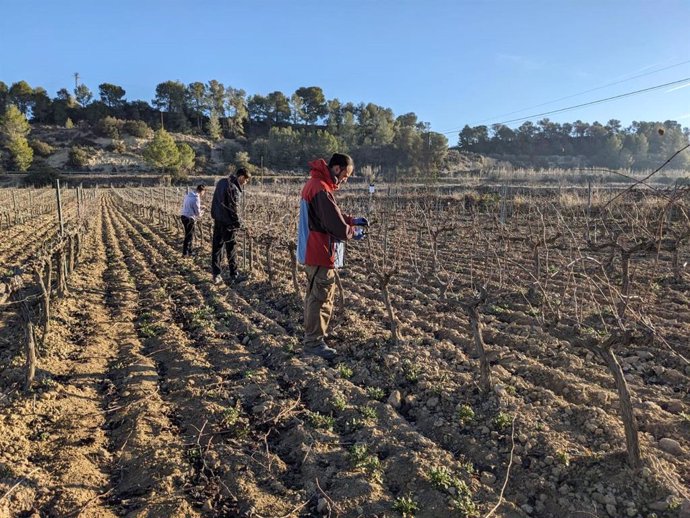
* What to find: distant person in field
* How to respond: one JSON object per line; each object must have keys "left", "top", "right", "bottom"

{"left": 210, "top": 168, "right": 251, "bottom": 284}
{"left": 297, "top": 153, "right": 369, "bottom": 360}
{"left": 179, "top": 184, "right": 206, "bottom": 257}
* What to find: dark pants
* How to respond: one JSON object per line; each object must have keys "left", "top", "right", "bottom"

{"left": 180, "top": 216, "right": 196, "bottom": 256}
{"left": 211, "top": 221, "right": 237, "bottom": 276}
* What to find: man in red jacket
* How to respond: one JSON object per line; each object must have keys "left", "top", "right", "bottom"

{"left": 296, "top": 153, "right": 368, "bottom": 360}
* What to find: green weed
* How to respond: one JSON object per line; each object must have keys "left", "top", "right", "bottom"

{"left": 392, "top": 494, "right": 418, "bottom": 517}
{"left": 308, "top": 411, "right": 335, "bottom": 431}
{"left": 331, "top": 394, "right": 347, "bottom": 411}
{"left": 349, "top": 443, "right": 383, "bottom": 482}
{"left": 359, "top": 405, "right": 378, "bottom": 421}
{"left": 366, "top": 387, "right": 386, "bottom": 401}
{"left": 493, "top": 411, "right": 513, "bottom": 431}
{"left": 337, "top": 363, "right": 353, "bottom": 379}
{"left": 456, "top": 404, "right": 475, "bottom": 425}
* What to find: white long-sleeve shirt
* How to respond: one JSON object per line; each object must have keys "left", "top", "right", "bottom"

{"left": 180, "top": 192, "right": 203, "bottom": 219}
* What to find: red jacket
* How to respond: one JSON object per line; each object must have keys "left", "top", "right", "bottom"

{"left": 296, "top": 159, "right": 354, "bottom": 267}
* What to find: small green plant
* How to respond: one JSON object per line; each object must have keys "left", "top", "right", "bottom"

{"left": 331, "top": 394, "right": 347, "bottom": 411}
{"left": 243, "top": 369, "right": 255, "bottom": 380}
{"left": 345, "top": 417, "right": 365, "bottom": 432}
{"left": 392, "top": 494, "right": 418, "bottom": 517}
{"left": 456, "top": 404, "right": 475, "bottom": 425}
{"left": 493, "top": 411, "right": 512, "bottom": 431}
{"left": 402, "top": 359, "right": 420, "bottom": 383}
{"left": 556, "top": 450, "right": 570, "bottom": 466}
{"left": 221, "top": 403, "right": 241, "bottom": 427}
{"left": 489, "top": 303, "right": 507, "bottom": 314}
{"left": 139, "top": 322, "right": 162, "bottom": 338}
{"left": 526, "top": 307, "right": 540, "bottom": 317}
{"left": 349, "top": 443, "right": 382, "bottom": 482}
{"left": 458, "top": 461, "right": 475, "bottom": 475}
{"left": 359, "top": 405, "right": 378, "bottom": 421}
{"left": 367, "top": 387, "right": 386, "bottom": 401}
{"left": 190, "top": 306, "right": 214, "bottom": 329}
{"left": 186, "top": 445, "right": 202, "bottom": 462}
{"left": 669, "top": 498, "right": 682, "bottom": 510}
{"left": 337, "top": 363, "right": 353, "bottom": 379}
{"left": 428, "top": 466, "right": 454, "bottom": 490}
{"left": 308, "top": 411, "right": 335, "bottom": 431}
{"left": 453, "top": 490, "right": 478, "bottom": 517}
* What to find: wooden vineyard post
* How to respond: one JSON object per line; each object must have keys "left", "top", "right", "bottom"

{"left": 500, "top": 185, "right": 507, "bottom": 226}
{"left": 35, "top": 262, "right": 51, "bottom": 342}
{"left": 12, "top": 191, "right": 19, "bottom": 224}
{"left": 55, "top": 179, "right": 65, "bottom": 236}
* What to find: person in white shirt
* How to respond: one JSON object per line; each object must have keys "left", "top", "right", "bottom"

{"left": 180, "top": 184, "right": 206, "bottom": 256}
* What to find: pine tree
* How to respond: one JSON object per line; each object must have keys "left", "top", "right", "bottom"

{"left": 175, "top": 143, "right": 195, "bottom": 181}
{"left": 1, "top": 105, "right": 33, "bottom": 171}
{"left": 143, "top": 128, "right": 180, "bottom": 173}
{"left": 7, "top": 137, "right": 33, "bottom": 171}
{"left": 208, "top": 112, "right": 222, "bottom": 141}
{"left": 1, "top": 104, "right": 30, "bottom": 140}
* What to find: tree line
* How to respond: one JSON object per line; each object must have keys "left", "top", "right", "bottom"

{"left": 0, "top": 79, "right": 448, "bottom": 179}
{"left": 458, "top": 118, "right": 690, "bottom": 170}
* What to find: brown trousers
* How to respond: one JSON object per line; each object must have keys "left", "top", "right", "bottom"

{"left": 304, "top": 265, "right": 336, "bottom": 346}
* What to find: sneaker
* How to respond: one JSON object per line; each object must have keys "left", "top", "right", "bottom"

{"left": 305, "top": 341, "right": 337, "bottom": 361}
{"left": 212, "top": 275, "right": 223, "bottom": 285}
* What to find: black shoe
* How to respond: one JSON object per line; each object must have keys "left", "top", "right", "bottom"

{"left": 229, "top": 272, "right": 246, "bottom": 283}
{"left": 305, "top": 341, "right": 337, "bottom": 361}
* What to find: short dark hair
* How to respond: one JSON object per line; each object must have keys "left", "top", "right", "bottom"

{"left": 328, "top": 153, "right": 354, "bottom": 169}
{"left": 236, "top": 167, "right": 251, "bottom": 179}
{"left": 196, "top": 184, "right": 206, "bottom": 193}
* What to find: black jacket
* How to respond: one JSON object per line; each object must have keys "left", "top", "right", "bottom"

{"left": 211, "top": 175, "right": 243, "bottom": 228}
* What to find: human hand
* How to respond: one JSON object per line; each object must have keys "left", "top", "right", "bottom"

{"left": 352, "top": 217, "right": 369, "bottom": 227}
{"left": 353, "top": 228, "right": 366, "bottom": 241}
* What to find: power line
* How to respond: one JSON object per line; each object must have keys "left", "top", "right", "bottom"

{"left": 470, "top": 59, "right": 690, "bottom": 126}
{"left": 440, "top": 75, "right": 690, "bottom": 135}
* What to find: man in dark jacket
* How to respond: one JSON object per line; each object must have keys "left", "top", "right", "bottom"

{"left": 211, "top": 168, "right": 251, "bottom": 284}
{"left": 296, "top": 153, "right": 368, "bottom": 360}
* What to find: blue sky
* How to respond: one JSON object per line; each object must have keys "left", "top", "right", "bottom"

{"left": 2, "top": 0, "right": 689, "bottom": 139}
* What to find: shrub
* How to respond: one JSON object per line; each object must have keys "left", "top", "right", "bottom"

{"left": 29, "top": 139, "right": 55, "bottom": 157}
{"left": 95, "top": 116, "right": 123, "bottom": 139}
{"left": 222, "top": 140, "right": 243, "bottom": 162}
{"left": 68, "top": 145, "right": 91, "bottom": 168}
{"left": 123, "top": 119, "right": 152, "bottom": 138}
{"left": 107, "top": 140, "right": 126, "bottom": 153}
